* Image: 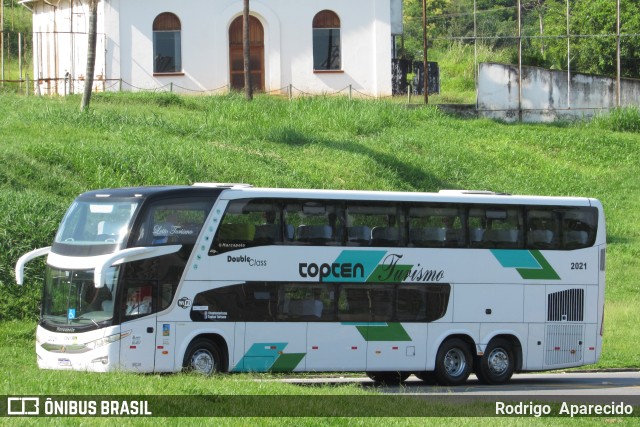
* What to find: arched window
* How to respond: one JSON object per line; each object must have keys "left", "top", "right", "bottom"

{"left": 312, "top": 10, "right": 341, "bottom": 71}
{"left": 153, "top": 12, "right": 182, "bottom": 73}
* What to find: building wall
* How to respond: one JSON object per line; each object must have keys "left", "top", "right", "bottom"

{"left": 478, "top": 62, "right": 640, "bottom": 122}
{"left": 31, "top": 0, "right": 107, "bottom": 95}
{"left": 30, "top": 0, "right": 392, "bottom": 97}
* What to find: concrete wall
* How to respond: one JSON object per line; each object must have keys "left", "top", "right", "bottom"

{"left": 30, "top": 0, "right": 393, "bottom": 97}
{"left": 478, "top": 62, "right": 640, "bottom": 122}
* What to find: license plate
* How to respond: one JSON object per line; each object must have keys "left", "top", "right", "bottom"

{"left": 58, "top": 358, "right": 71, "bottom": 367}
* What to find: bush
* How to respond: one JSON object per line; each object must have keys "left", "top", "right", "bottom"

{"left": 589, "top": 107, "right": 640, "bottom": 133}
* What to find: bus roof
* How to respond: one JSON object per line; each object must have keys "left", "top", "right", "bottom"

{"left": 75, "top": 184, "right": 598, "bottom": 208}
{"left": 213, "top": 186, "right": 597, "bottom": 207}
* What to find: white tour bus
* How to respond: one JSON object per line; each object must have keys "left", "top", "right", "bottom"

{"left": 16, "top": 184, "right": 606, "bottom": 385}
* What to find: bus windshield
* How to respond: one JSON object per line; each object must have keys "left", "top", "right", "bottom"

{"left": 42, "top": 267, "right": 119, "bottom": 328}
{"left": 54, "top": 200, "right": 138, "bottom": 247}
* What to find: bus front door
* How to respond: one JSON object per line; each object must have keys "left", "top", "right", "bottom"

{"left": 118, "top": 283, "right": 157, "bottom": 372}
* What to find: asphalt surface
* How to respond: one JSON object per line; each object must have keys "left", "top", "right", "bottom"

{"left": 281, "top": 371, "right": 640, "bottom": 397}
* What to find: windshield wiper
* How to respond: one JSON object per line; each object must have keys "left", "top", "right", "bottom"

{"left": 72, "top": 316, "right": 100, "bottom": 328}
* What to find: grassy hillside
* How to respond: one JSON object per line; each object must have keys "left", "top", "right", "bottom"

{"left": 0, "top": 92, "right": 638, "bottom": 425}
{"left": 0, "top": 92, "right": 639, "bottom": 371}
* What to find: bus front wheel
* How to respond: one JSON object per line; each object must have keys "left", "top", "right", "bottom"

{"left": 475, "top": 338, "right": 514, "bottom": 385}
{"left": 183, "top": 339, "right": 221, "bottom": 376}
{"left": 434, "top": 338, "right": 472, "bottom": 386}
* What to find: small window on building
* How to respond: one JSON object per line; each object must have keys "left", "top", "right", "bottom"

{"left": 313, "top": 10, "right": 341, "bottom": 71}
{"left": 153, "top": 12, "right": 182, "bottom": 73}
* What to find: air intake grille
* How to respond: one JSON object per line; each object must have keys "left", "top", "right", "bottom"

{"left": 547, "top": 289, "right": 584, "bottom": 322}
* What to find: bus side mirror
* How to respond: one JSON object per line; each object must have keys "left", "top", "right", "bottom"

{"left": 15, "top": 247, "right": 51, "bottom": 285}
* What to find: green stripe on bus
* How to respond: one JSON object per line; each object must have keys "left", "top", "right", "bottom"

{"left": 270, "top": 353, "right": 306, "bottom": 372}
{"left": 517, "top": 250, "right": 561, "bottom": 280}
{"left": 344, "top": 322, "right": 412, "bottom": 342}
{"left": 491, "top": 249, "right": 560, "bottom": 280}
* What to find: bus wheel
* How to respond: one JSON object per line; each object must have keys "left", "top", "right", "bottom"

{"left": 183, "top": 339, "right": 221, "bottom": 376}
{"left": 366, "top": 371, "right": 410, "bottom": 385}
{"left": 434, "top": 338, "right": 472, "bottom": 386}
{"left": 475, "top": 338, "right": 514, "bottom": 385}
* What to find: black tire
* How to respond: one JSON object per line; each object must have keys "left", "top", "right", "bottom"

{"left": 434, "top": 338, "right": 472, "bottom": 386}
{"left": 414, "top": 371, "right": 438, "bottom": 385}
{"left": 183, "top": 339, "right": 222, "bottom": 375}
{"left": 366, "top": 371, "right": 410, "bottom": 385}
{"left": 475, "top": 338, "right": 515, "bottom": 385}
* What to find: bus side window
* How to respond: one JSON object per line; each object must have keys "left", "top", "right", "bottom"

{"left": 278, "top": 284, "right": 333, "bottom": 321}
{"left": 338, "top": 286, "right": 370, "bottom": 321}
{"left": 190, "top": 285, "right": 244, "bottom": 321}
{"left": 468, "top": 208, "right": 486, "bottom": 248}
{"left": 470, "top": 207, "right": 523, "bottom": 249}
{"left": 346, "top": 203, "right": 400, "bottom": 247}
{"left": 286, "top": 201, "right": 343, "bottom": 246}
{"left": 123, "top": 284, "right": 154, "bottom": 318}
{"left": 526, "top": 209, "right": 559, "bottom": 249}
{"left": 562, "top": 208, "right": 597, "bottom": 249}
{"left": 408, "top": 206, "right": 464, "bottom": 248}
{"left": 211, "top": 200, "right": 282, "bottom": 254}
{"left": 369, "top": 286, "right": 393, "bottom": 321}
{"left": 243, "top": 283, "right": 277, "bottom": 321}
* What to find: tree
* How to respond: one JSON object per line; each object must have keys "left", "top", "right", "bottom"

{"left": 401, "top": 0, "right": 449, "bottom": 60}
{"left": 80, "top": 0, "right": 98, "bottom": 111}
{"left": 522, "top": 0, "right": 549, "bottom": 55}
{"left": 242, "top": 0, "right": 252, "bottom": 100}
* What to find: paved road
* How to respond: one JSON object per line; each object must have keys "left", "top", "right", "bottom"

{"left": 282, "top": 371, "right": 640, "bottom": 398}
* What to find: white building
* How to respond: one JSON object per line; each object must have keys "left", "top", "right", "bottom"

{"left": 22, "top": 0, "right": 403, "bottom": 97}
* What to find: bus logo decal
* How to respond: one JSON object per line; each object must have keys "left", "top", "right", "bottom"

{"left": 177, "top": 297, "right": 192, "bottom": 309}
{"left": 299, "top": 250, "right": 445, "bottom": 284}
{"left": 491, "top": 250, "right": 561, "bottom": 280}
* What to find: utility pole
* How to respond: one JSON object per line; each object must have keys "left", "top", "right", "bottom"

{"left": 422, "top": 0, "right": 428, "bottom": 104}
{"left": 81, "top": 0, "right": 98, "bottom": 111}
{"left": 243, "top": 0, "right": 253, "bottom": 101}
{"left": 1, "top": 0, "right": 4, "bottom": 86}
{"left": 566, "top": 0, "right": 571, "bottom": 109}
{"left": 517, "top": 0, "right": 522, "bottom": 121}
{"left": 616, "top": 0, "right": 621, "bottom": 107}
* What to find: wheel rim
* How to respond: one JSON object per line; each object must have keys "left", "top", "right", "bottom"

{"left": 487, "top": 348, "right": 509, "bottom": 375}
{"left": 444, "top": 348, "right": 467, "bottom": 377}
{"left": 190, "top": 349, "right": 215, "bottom": 375}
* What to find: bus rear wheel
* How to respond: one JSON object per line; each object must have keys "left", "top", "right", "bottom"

{"left": 475, "top": 338, "right": 514, "bottom": 385}
{"left": 183, "top": 339, "right": 221, "bottom": 376}
{"left": 366, "top": 371, "right": 410, "bottom": 385}
{"left": 434, "top": 338, "right": 472, "bottom": 386}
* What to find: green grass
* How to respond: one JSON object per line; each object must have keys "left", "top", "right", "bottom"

{"left": 0, "top": 322, "right": 636, "bottom": 426}
{"left": 0, "top": 92, "right": 639, "bottom": 424}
